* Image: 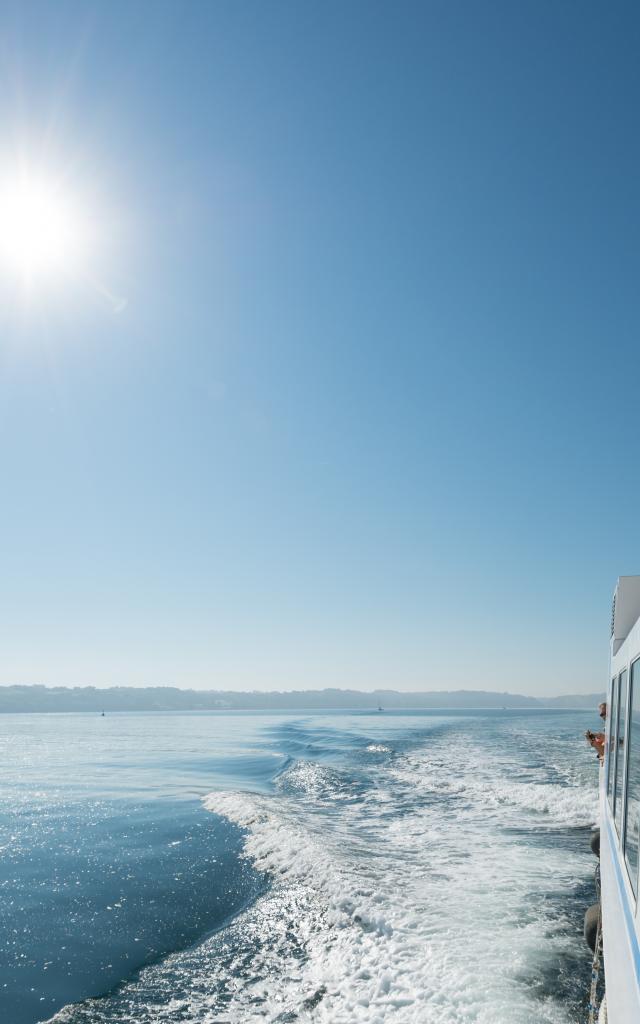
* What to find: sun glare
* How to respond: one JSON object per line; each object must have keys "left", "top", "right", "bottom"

{"left": 0, "top": 170, "right": 86, "bottom": 284}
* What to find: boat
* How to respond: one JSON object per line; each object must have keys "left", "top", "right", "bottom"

{"left": 594, "top": 575, "right": 640, "bottom": 1021}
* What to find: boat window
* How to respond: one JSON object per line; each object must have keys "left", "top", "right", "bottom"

{"left": 614, "top": 669, "right": 629, "bottom": 832}
{"left": 606, "top": 677, "right": 616, "bottom": 796}
{"left": 624, "top": 660, "right": 640, "bottom": 896}
{"left": 608, "top": 675, "right": 620, "bottom": 809}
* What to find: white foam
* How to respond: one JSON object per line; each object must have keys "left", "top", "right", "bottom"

{"left": 49, "top": 719, "right": 598, "bottom": 1024}
{"left": 197, "top": 730, "right": 597, "bottom": 1023}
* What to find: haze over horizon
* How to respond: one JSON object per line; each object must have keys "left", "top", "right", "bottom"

{"left": 0, "top": 682, "right": 606, "bottom": 714}
{"left": 1, "top": 3, "right": 639, "bottom": 695}
{"left": 0, "top": 680, "right": 608, "bottom": 702}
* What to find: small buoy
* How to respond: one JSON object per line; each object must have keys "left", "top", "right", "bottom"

{"left": 584, "top": 902, "right": 600, "bottom": 951}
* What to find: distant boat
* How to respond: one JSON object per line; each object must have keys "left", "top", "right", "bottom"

{"left": 101, "top": 710, "right": 105, "bottom": 717}
{"left": 377, "top": 705, "right": 383, "bottom": 712}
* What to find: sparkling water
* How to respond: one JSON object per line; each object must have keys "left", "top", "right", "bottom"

{"left": 0, "top": 709, "right": 600, "bottom": 1024}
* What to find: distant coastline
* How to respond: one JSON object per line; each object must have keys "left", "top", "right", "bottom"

{"left": 0, "top": 684, "right": 605, "bottom": 714}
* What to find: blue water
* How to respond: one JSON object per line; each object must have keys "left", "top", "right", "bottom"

{"left": 0, "top": 709, "right": 601, "bottom": 1024}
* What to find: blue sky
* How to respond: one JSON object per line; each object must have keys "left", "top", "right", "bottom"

{"left": 0, "top": 1, "right": 638, "bottom": 694}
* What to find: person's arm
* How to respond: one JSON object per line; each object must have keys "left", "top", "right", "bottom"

{"left": 585, "top": 730, "right": 605, "bottom": 759}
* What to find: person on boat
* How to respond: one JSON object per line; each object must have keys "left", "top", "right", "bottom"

{"left": 586, "top": 702, "right": 607, "bottom": 762}
{"left": 585, "top": 729, "right": 605, "bottom": 760}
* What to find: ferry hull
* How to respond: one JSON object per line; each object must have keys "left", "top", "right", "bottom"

{"left": 599, "top": 786, "right": 640, "bottom": 1020}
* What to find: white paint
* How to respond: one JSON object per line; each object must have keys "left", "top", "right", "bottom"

{"left": 611, "top": 576, "right": 640, "bottom": 656}
{"left": 601, "top": 575, "right": 640, "bottom": 1023}
{"left": 598, "top": 798, "right": 640, "bottom": 1022}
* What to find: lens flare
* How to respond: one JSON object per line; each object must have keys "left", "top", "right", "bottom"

{"left": 0, "top": 170, "right": 86, "bottom": 283}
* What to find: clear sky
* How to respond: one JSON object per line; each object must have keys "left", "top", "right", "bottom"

{"left": 0, "top": 1, "right": 638, "bottom": 695}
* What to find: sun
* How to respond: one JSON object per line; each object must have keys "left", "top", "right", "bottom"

{"left": 0, "top": 169, "right": 86, "bottom": 284}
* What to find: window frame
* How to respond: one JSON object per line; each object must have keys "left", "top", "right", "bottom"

{"left": 623, "top": 657, "right": 640, "bottom": 901}
{"left": 609, "top": 673, "right": 621, "bottom": 810}
{"left": 614, "top": 668, "right": 630, "bottom": 836}
{"left": 607, "top": 675, "right": 617, "bottom": 798}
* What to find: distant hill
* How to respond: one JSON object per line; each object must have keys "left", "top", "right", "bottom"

{"left": 0, "top": 684, "right": 606, "bottom": 713}
{"left": 538, "top": 693, "right": 607, "bottom": 709}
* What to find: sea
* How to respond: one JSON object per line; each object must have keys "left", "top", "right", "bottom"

{"left": 0, "top": 708, "right": 601, "bottom": 1024}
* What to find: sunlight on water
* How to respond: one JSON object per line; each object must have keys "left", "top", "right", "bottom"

{"left": 0, "top": 710, "right": 599, "bottom": 1024}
